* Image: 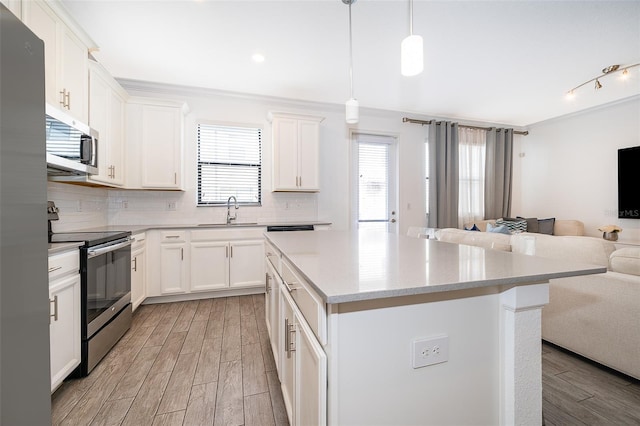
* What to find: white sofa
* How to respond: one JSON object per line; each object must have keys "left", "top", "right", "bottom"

{"left": 435, "top": 222, "right": 640, "bottom": 379}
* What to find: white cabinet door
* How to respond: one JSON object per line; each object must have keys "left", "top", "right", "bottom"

{"left": 23, "top": 0, "right": 89, "bottom": 123}
{"left": 22, "top": 0, "right": 58, "bottom": 107}
{"left": 295, "top": 311, "right": 327, "bottom": 426}
{"left": 272, "top": 117, "right": 299, "bottom": 191}
{"left": 49, "top": 273, "right": 81, "bottom": 392}
{"left": 141, "top": 104, "right": 182, "bottom": 189}
{"left": 160, "top": 243, "right": 187, "bottom": 294}
{"left": 131, "top": 247, "right": 146, "bottom": 311}
{"left": 280, "top": 288, "right": 296, "bottom": 424}
{"left": 229, "top": 240, "right": 265, "bottom": 288}
{"left": 108, "top": 88, "right": 126, "bottom": 185}
{"left": 297, "top": 120, "right": 320, "bottom": 191}
{"left": 190, "top": 241, "right": 229, "bottom": 291}
{"left": 271, "top": 113, "right": 323, "bottom": 192}
{"left": 266, "top": 261, "right": 281, "bottom": 372}
{"left": 59, "top": 25, "right": 88, "bottom": 123}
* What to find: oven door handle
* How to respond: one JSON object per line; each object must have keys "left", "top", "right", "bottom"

{"left": 87, "top": 238, "right": 134, "bottom": 258}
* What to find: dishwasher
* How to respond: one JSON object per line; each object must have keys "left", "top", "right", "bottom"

{"left": 266, "top": 225, "right": 315, "bottom": 232}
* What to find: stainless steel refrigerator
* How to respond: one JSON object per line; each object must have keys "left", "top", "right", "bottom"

{"left": 0, "top": 4, "right": 52, "bottom": 424}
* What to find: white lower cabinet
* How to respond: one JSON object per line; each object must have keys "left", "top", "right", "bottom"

{"left": 275, "top": 259, "right": 327, "bottom": 426}
{"left": 131, "top": 233, "right": 146, "bottom": 311}
{"left": 147, "top": 228, "right": 265, "bottom": 298}
{"left": 190, "top": 240, "right": 229, "bottom": 291}
{"left": 48, "top": 249, "right": 81, "bottom": 393}
{"left": 160, "top": 241, "right": 188, "bottom": 295}
{"left": 265, "top": 260, "right": 281, "bottom": 371}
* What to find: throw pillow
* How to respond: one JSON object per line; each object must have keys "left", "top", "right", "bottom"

{"left": 496, "top": 218, "right": 527, "bottom": 233}
{"left": 537, "top": 217, "right": 555, "bottom": 235}
{"left": 464, "top": 224, "right": 480, "bottom": 231}
{"left": 517, "top": 216, "right": 539, "bottom": 233}
{"left": 487, "top": 223, "right": 511, "bottom": 235}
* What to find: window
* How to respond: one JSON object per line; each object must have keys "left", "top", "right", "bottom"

{"left": 197, "top": 123, "right": 261, "bottom": 206}
{"left": 458, "top": 128, "right": 486, "bottom": 227}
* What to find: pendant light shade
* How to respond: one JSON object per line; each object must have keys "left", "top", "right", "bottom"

{"left": 401, "top": 0, "right": 423, "bottom": 77}
{"left": 345, "top": 97, "right": 359, "bottom": 124}
{"left": 401, "top": 34, "right": 424, "bottom": 76}
{"left": 344, "top": 0, "right": 358, "bottom": 124}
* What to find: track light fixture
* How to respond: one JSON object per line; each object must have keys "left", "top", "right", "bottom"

{"left": 343, "top": 0, "right": 358, "bottom": 124}
{"left": 567, "top": 63, "right": 639, "bottom": 97}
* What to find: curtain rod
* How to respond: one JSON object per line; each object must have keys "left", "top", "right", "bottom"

{"left": 402, "top": 117, "right": 529, "bottom": 136}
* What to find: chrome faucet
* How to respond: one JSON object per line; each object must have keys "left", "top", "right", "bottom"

{"left": 226, "top": 196, "right": 238, "bottom": 224}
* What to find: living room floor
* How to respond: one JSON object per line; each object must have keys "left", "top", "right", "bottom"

{"left": 51, "top": 296, "right": 639, "bottom": 425}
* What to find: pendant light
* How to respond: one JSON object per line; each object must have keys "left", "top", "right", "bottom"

{"left": 401, "top": 0, "right": 423, "bottom": 76}
{"left": 343, "top": 0, "right": 358, "bottom": 124}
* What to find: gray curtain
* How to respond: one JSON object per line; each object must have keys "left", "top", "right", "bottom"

{"left": 484, "top": 128, "right": 513, "bottom": 219}
{"left": 428, "top": 121, "right": 459, "bottom": 228}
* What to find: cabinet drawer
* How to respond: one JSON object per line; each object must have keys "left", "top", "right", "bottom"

{"left": 282, "top": 259, "right": 326, "bottom": 345}
{"left": 265, "top": 240, "right": 281, "bottom": 275}
{"left": 160, "top": 230, "right": 186, "bottom": 243}
{"left": 48, "top": 249, "right": 79, "bottom": 281}
{"left": 132, "top": 232, "right": 146, "bottom": 250}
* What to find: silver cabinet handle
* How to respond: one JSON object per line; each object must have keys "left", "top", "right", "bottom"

{"left": 181, "top": 248, "right": 184, "bottom": 260}
{"left": 132, "top": 257, "right": 138, "bottom": 272}
{"left": 265, "top": 273, "right": 271, "bottom": 294}
{"left": 285, "top": 318, "right": 291, "bottom": 358}
{"left": 50, "top": 295, "right": 58, "bottom": 323}
{"left": 283, "top": 280, "right": 299, "bottom": 293}
{"left": 48, "top": 266, "right": 62, "bottom": 273}
{"left": 230, "top": 246, "right": 233, "bottom": 258}
{"left": 165, "top": 235, "right": 180, "bottom": 239}
{"left": 288, "top": 321, "right": 296, "bottom": 354}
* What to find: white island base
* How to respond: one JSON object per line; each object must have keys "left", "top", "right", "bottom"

{"left": 326, "top": 283, "right": 548, "bottom": 425}
{"left": 265, "top": 231, "right": 604, "bottom": 426}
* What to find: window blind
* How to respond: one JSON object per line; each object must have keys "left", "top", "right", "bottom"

{"left": 197, "top": 123, "right": 262, "bottom": 206}
{"left": 358, "top": 142, "right": 389, "bottom": 222}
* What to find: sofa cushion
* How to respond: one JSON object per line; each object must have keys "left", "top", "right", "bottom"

{"left": 553, "top": 220, "right": 585, "bottom": 236}
{"left": 517, "top": 216, "right": 539, "bottom": 233}
{"left": 487, "top": 223, "right": 511, "bottom": 235}
{"left": 513, "top": 233, "right": 616, "bottom": 267}
{"left": 538, "top": 218, "right": 555, "bottom": 235}
{"left": 496, "top": 218, "right": 527, "bottom": 233}
{"left": 609, "top": 248, "right": 640, "bottom": 276}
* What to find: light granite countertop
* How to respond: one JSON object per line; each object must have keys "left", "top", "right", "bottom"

{"left": 48, "top": 241, "right": 83, "bottom": 255}
{"left": 265, "top": 230, "right": 607, "bottom": 304}
{"left": 58, "top": 221, "right": 332, "bottom": 235}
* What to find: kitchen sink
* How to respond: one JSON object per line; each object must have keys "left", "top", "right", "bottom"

{"left": 197, "top": 222, "right": 258, "bottom": 227}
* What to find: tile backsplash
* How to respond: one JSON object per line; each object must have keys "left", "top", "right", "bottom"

{"left": 47, "top": 182, "right": 109, "bottom": 232}
{"left": 47, "top": 183, "right": 318, "bottom": 230}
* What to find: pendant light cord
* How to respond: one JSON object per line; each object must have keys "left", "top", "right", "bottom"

{"left": 348, "top": 0, "right": 354, "bottom": 99}
{"left": 409, "top": 0, "right": 414, "bottom": 36}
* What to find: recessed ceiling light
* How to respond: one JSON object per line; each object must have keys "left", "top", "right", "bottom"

{"left": 252, "top": 53, "right": 265, "bottom": 63}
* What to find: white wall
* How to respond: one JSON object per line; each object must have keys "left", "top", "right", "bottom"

{"left": 105, "top": 83, "right": 435, "bottom": 234}
{"left": 512, "top": 95, "right": 640, "bottom": 243}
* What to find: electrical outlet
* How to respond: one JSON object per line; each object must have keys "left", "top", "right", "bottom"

{"left": 412, "top": 335, "right": 449, "bottom": 369}
{"left": 167, "top": 201, "right": 177, "bottom": 211}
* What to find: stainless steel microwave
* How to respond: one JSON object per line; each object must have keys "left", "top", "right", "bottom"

{"left": 46, "top": 104, "right": 98, "bottom": 176}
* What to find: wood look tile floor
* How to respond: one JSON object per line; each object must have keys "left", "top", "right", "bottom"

{"left": 52, "top": 296, "right": 289, "bottom": 426}
{"left": 52, "top": 296, "right": 640, "bottom": 425}
{"left": 542, "top": 342, "right": 640, "bottom": 425}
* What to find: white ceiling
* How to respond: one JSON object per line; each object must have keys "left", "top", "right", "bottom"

{"left": 61, "top": 0, "right": 640, "bottom": 127}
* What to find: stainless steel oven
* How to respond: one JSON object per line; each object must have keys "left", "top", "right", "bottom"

{"left": 50, "top": 230, "right": 133, "bottom": 375}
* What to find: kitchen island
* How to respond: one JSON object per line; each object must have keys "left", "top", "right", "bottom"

{"left": 264, "top": 230, "right": 605, "bottom": 426}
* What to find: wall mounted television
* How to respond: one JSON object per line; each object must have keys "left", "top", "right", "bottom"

{"left": 618, "top": 145, "right": 640, "bottom": 219}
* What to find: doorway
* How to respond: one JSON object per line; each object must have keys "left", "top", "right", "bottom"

{"left": 352, "top": 133, "right": 398, "bottom": 232}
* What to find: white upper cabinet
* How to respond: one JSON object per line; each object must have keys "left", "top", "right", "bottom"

{"left": 23, "top": 0, "right": 94, "bottom": 123}
{"left": 126, "top": 97, "right": 188, "bottom": 190}
{"left": 88, "top": 60, "right": 127, "bottom": 186}
{"left": 270, "top": 112, "right": 324, "bottom": 192}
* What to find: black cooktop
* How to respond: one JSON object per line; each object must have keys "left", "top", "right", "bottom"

{"left": 50, "top": 231, "right": 131, "bottom": 247}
